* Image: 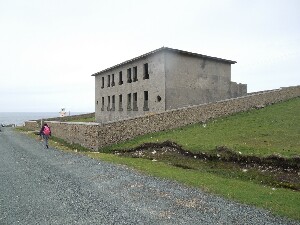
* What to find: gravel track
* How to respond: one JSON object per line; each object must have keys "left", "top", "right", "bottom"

{"left": 0, "top": 128, "right": 298, "bottom": 225}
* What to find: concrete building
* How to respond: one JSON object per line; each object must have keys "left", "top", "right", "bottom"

{"left": 92, "top": 47, "right": 247, "bottom": 123}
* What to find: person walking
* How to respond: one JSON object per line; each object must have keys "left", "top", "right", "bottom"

{"left": 39, "top": 123, "right": 51, "bottom": 148}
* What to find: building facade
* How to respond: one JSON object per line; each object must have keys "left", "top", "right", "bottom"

{"left": 92, "top": 47, "right": 247, "bottom": 124}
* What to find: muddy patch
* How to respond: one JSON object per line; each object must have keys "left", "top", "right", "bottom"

{"left": 113, "top": 141, "right": 300, "bottom": 191}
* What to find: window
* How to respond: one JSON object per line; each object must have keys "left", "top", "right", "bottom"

{"left": 107, "top": 96, "right": 111, "bottom": 111}
{"left": 119, "top": 71, "right": 123, "bottom": 85}
{"left": 112, "top": 95, "right": 115, "bottom": 111}
{"left": 143, "top": 63, "right": 149, "bottom": 79}
{"left": 101, "top": 97, "right": 104, "bottom": 111}
{"left": 111, "top": 74, "right": 115, "bottom": 86}
{"left": 107, "top": 75, "right": 111, "bottom": 87}
{"left": 127, "top": 68, "right": 132, "bottom": 83}
{"left": 143, "top": 91, "right": 149, "bottom": 111}
{"left": 101, "top": 77, "right": 104, "bottom": 88}
{"left": 133, "top": 92, "right": 138, "bottom": 111}
{"left": 127, "top": 93, "right": 132, "bottom": 111}
{"left": 119, "top": 94, "right": 123, "bottom": 111}
{"left": 133, "top": 66, "right": 138, "bottom": 82}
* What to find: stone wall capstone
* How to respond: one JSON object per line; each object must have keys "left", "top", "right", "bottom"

{"left": 24, "top": 86, "right": 300, "bottom": 151}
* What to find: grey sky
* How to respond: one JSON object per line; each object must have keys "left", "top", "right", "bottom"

{"left": 0, "top": 0, "right": 299, "bottom": 112}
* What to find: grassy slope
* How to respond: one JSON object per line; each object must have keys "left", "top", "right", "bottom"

{"left": 102, "top": 97, "right": 300, "bottom": 158}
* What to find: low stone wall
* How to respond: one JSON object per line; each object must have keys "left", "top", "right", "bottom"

{"left": 24, "top": 121, "right": 41, "bottom": 130}
{"left": 24, "top": 86, "right": 300, "bottom": 150}
{"left": 47, "top": 122, "right": 99, "bottom": 149}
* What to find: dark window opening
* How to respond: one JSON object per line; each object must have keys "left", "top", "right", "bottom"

{"left": 107, "top": 96, "right": 111, "bottom": 111}
{"left": 127, "top": 93, "right": 132, "bottom": 111}
{"left": 143, "top": 91, "right": 149, "bottom": 111}
{"left": 143, "top": 63, "right": 149, "bottom": 79}
{"left": 133, "top": 66, "right": 138, "bottom": 82}
{"left": 111, "top": 74, "right": 115, "bottom": 86}
{"left": 101, "top": 97, "right": 104, "bottom": 111}
{"left": 107, "top": 75, "right": 111, "bottom": 87}
{"left": 119, "top": 71, "right": 123, "bottom": 85}
{"left": 119, "top": 94, "right": 123, "bottom": 111}
{"left": 112, "top": 95, "right": 115, "bottom": 111}
{"left": 101, "top": 77, "right": 104, "bottom": 88}
{"left": 133, "top": 92, "right": 138, "bottom": 111}
{"left": 127, "top": 68, "right": 132, "bottom": 83}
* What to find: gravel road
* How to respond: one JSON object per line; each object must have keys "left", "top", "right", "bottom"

{"left": 0, "top": 127, "right": 298, "bottom": 225}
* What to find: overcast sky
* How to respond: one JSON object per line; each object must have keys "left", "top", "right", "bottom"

{"left": 0, "top": 0, "right": 299, "bottom": 112}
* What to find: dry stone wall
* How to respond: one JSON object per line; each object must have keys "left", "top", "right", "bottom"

{"left": 24, "top": 86, "right": 300, "bottom": 151}
{"left": 24, "top": 121, "right": 40, "bottom": 130}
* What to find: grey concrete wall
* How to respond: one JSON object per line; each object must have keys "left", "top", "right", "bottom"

{"left": 165, "top": 52, "right": 230, "bottom": 109}
{"left": 25, "top": 86, "right": 300, "bottom": 151}
{"left": 95, "top": 52, "right": 166, "bottom": 124}
{"left": 164, "top": 51, "right": 246, "bottom": 110}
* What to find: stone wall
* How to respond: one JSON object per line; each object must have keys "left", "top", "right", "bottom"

{"left": 24, "top": 121, "right": 40, "bottom": 130}
{"left": 24, "top": 86, "right": 300, "bottom": 151}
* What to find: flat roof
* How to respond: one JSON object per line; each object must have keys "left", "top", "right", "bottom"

{"left": 91, "top": 47, "right": 237, "bottom": 76}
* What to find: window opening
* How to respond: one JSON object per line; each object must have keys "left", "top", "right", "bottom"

{"left": 111, "top": 74, "right": 115, "bottom": 86}
{"left": 119, "top": 71, "right": 123, "bottom": 85}
{"left": 133, "top": 66, "right": 138, "bottom": 82}
{"left": 107, "top": 75, "right": 111, "bottom": 87}
{"left": 127, "top": 68, "right": 132, "bottom": 83}
{"left": 101, "top": 97, "right": 104, "bottom": 111}
{"left": 127, "top": 93, "right": 132, "bottom": 111}
{"left": 107, "top": 96, "right": 111, "bottom": 111}
{"left": 143, "top": 63, "right": 149, "bottom": 79}
{"left": 101, "top": 77, "right": 104, "bottom": 88}
{"left": 119, "top": 94, "right": 123, "bottom": 111}
{"left": 133, "top": 92, "right": 138, "bottom": 111}
{"left": 112, "top": 95, "right": 115, "bottom": 111}
{"left": 143, "top": 91, "right": 149, "bottom": 111}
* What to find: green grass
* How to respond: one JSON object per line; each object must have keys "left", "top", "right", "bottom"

{"left": 101, "top": 97, "right": 300, "bottom": 158}
{"left": 68, "top": 117, "right": 95, "bottom": 122}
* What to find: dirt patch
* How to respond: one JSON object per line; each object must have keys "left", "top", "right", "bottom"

{"left": 113, "top": 141, "right": 300, "bottom": 191}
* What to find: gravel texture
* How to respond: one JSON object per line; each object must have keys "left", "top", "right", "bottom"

{"left": 0, "top": 127, "right": 299, "bottom": 225}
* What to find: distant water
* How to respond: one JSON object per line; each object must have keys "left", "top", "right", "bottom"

{"left": 0, "top": 112, "right": 87, "bottom": 126}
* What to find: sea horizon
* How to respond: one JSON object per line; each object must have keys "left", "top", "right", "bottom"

{"left": 0, "top": 112, "right": 90, "bottom": 126}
